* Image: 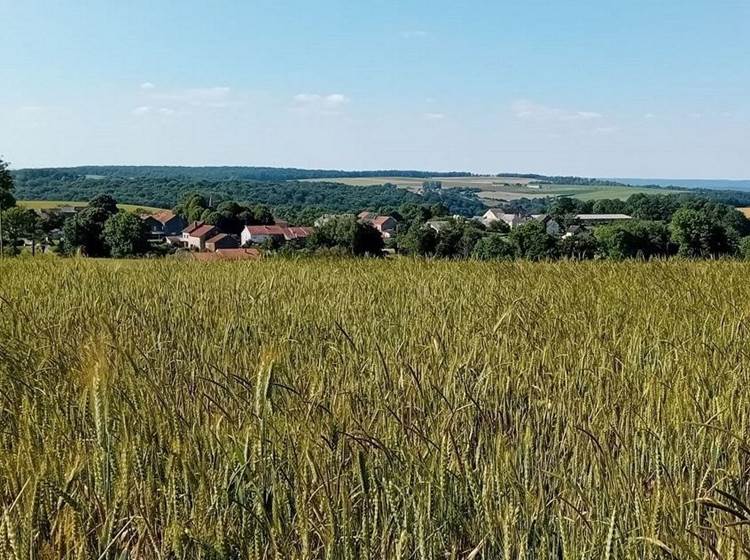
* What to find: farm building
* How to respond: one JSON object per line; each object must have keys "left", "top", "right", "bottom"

{"left": 531, "top": 214, "right": 562, "bottom": 236}
{"left": 205, "top": 233, "right": 240, "bottom": 252}
{"left": 481, "top": 209, "right": 526, "bottom": 229}
{"left": 358, "top": 212, "right": 398, "bottom": 238}
{"left": 240, "top": 225, "right": 315, "bottom": 245}
{"left": 182, "top": 222, "right": 220, "bottom": 250}
{"left": 574, "top": 214, "right": 632, "bottom": 225}
{"left": 141, "top": 210, "right": 187, "bottom": 239}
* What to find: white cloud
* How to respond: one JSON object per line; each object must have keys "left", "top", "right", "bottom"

{"left": 401, "top": 30, "right": 428, "bottom": 39}
{"left": 140, "top": 82, "right": 156, "bottom": 90}
{"left": 644, "top": 112, "right": 656, "bottom": 119}
{"left": 424, "top": 112, "right": 446, "bottom": 120}
{"left": 292, "top": 93, "right": 350, "bottom": 115}
{"left": 131, "top": 106, "right": 176, "bottom": 117}
{"left": 512, "top": 100, "right": 603, "bottom": 122}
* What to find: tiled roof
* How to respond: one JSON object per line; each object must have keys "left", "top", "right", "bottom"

{"left": 244, "top": 225, "right": 314, "bottom": 240}
{"left": 189, "top": 224, "right": 218, "bottom": 239}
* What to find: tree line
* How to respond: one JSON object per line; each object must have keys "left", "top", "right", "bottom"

{"left": 12, "top": 174, "right": 486, "bottom": 218}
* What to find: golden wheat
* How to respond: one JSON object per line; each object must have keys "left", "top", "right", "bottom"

{"left": 1, "top": 257, "right": 749, "bottom": 559}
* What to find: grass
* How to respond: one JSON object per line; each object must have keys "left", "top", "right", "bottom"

{"left": 1, "top": 257, "right": 750, "bottom": 558}
{"left": 17, "top": 200, "right": 166, "bottom": 213}
{"left": 305, "top": 177, "right": 686, "bottom": 202}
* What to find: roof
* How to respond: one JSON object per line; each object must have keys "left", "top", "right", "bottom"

{"left": 575, "top": 214, "right": 632, "bottom": 220}
{"left": 358, "top": 211, "right": 377, "bottom": 220}
{"left": 183, "top": 221, "right": 204, "bottom": 234}
{"left": 206, "top": 233, "right": 230, "bottom": 244}
{"left": 153, "top": 210, "right": 180, "bottom": 224}
{"left": 372, "top": 215, "right": 396, "bottom": 227}
{"left": 189, "top": 224, "right": 218, "bottom": 239}
{"left": 484, "top": 209, "right": 522, "bottom": 222}
{"left": 244, "top": 225, "right": 314, "bottom": 239}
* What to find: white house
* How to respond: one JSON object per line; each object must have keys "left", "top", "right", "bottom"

{"left": 241, "top": 225, "right": 315, "bottom": 246}
{"left": 182, "top": 222, "right": 220, "bottom": 250}
{"left": 482, "top": 209, "right": 527, "bottom": 229}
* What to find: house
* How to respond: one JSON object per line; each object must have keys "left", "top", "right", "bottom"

{"left": 574, "top": 214, "right": 632, "bottom": 225}
{"left": 531, "top": 214, "right": 562, "bottom": 236}
{"left": 205, "top": 233, "right": 240, "bottom": 252}
{"left": 425, "top": 219, "right": 451, "bottom": 232}
{"left": 481, "top": 208, "right": 527, "bottom": 229}
{"left": 314, "top": 213, "right": 355, "bottom": 227}
{"left": 182, "top": 222, "right": 220, "bottom": 250}
{"left": 191, "top": 248, "right": 262, "bottom": 261}
{"left": 358, "top": 212, "right": 398, "bottom": 238}
{"left": 141, "top": 211, "right": 187, "bottom": 239}
{"left": 240, "top": 225, "right": 315, "bottom": 246}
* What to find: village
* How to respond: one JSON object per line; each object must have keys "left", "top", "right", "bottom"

{"left": 132, "top": 205, "right": 634, "bottom": 259}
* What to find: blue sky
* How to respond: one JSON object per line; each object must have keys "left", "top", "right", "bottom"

{"left": 1, "top": 0, "right": 748, "bottom": 177}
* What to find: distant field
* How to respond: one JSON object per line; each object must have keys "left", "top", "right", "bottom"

{"left": 738, "top": 207, "right": 750, "bottom": 218}
{"left": 305, "top": 176, "right": 686, "bottom": 202}
{"left": 18, "top": 200, "right": 166, "bottom": 213}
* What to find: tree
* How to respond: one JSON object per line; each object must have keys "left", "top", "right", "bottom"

{"left": 739, "top": 236, "right": 750, "bottom": 260}
{"left": 670, "top": 207, "right": 732, "bottom": 258}
{"left": 472, "top": 233, "right": 515, "bottom": 260}
{"left": 509, "top": 221, "right": 558, "bottom": 260}
{"left": 61, "top": 206, "right": 113, "bottom": 257}
{"left": 309, "top": 215, "right": 384, "bottom": 256}
{"left": 89, "top": 194, "right": 119, "bottom": 215}
{"left": 174, "top": 192, "right": 209, "bottom": 222}
{"left": 594, "top": 226, "right": 636, "bottom": 260}
{"left": 103, "top": 212, "right": 149, "bottom": 258}
{"left": 0, "top": 158, "right": 16, "bottom": 210}
{"left": 398, "top": 224, "right": 438, "bottom": 256}
{"left": 595, "top": 220, "right": 673, "bottom": 260}
{"left": 0, "top": 207, "right": 37, "bottom": 255}
{"left": 559, "top": 232, "right": 598, "bottom": 260}
{"left": 592, "top": 199, "right": 627, "bottom": 214}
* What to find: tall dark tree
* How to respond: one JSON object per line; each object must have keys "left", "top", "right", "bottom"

{"left": 670, "top": 208, "right": 732, "bottom": 257}
{"left": 88, "top": 194, "right": 119, "bottom": 215}
{"left": 61, "top": 196, "right": 119, "bottom": 257}
{"left": 0, "top": 158, "right": 16, "bottom": 209}
{"left": 310, "top": 215, "right": 384, "bottom": 256}
{"left": 509, "top": 220, "right": 558, "bottom": 260}
{"left": 102, "top": 212, "right": 150, "bottom": 258}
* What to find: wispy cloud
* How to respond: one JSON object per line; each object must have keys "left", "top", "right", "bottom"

{"left": 512, "top": 100, "right": 603, "bottom": 122}
{"left": 131, "top": 106, "right": 152, "bottom": 116}
{"left": 401, "top": 30, "right": 428, "bottom": 39}
{"left": 131, "top": 106, "right": 175, "bottom": 117}
{"left": 140, "top": 82, "right": 156, "bottom": 90}
{"left": 424, "top": 112, "right": 446, "bottom": 121}
{"left": 292, "top": 93, "right": 350, "bottom": 115}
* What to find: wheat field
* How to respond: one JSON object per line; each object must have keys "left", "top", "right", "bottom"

{"left": 1, "top": 257, "right": 749, "bottom": 559}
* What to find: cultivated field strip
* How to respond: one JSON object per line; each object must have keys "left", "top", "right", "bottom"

{"left": 1, "top": 258, "right": 749, "bottom": 558}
